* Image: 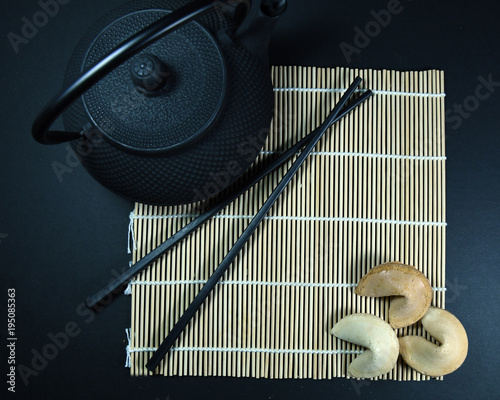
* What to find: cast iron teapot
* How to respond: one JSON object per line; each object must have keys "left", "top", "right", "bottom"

{"left": 32, "top": 0, "right": 287, "bottom": 205}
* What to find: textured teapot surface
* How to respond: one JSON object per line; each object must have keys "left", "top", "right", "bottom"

{"left": 61, "top": 0, "right": 284, "bottom": 205}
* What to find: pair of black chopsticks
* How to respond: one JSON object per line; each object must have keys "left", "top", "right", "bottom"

{"left": 85, "top": 77, "right": 372, "bottom": 372}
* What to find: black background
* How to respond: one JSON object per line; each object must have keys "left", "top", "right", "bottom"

{"left": 1, "top": 0, "right": 499, "bottom": 399}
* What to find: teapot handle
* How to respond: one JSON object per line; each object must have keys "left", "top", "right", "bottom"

{"left": 32, "top": 0, "right": 251, "bottom": 145}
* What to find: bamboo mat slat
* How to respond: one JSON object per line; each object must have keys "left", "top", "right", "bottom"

{"left": 126, "top": 66, "right": 447, "bottom": 380}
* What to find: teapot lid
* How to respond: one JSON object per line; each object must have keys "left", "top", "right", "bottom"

{"left": 81, "top": 10, "right": 227, "bottom": 153}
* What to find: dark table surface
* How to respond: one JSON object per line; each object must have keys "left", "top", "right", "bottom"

{"left": 1, "top": 0, "right": 499, "bottom": 399}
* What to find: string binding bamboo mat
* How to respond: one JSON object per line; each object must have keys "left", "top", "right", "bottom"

{"left": 125, "top": 66, "right": 447, "bottom": 380}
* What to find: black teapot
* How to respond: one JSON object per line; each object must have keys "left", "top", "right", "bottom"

{"left": 32, "top": 0, "right": 287, "bottom": 205}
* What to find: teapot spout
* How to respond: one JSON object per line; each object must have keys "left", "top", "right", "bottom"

{"left": 233, "top": 0, "right": 287, "bottom": 63}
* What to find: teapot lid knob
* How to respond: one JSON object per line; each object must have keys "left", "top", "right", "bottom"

{"left": 130, "top": 54, "right": 172, "bottom": 97}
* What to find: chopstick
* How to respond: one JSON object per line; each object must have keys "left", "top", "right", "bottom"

{"left": 85, "top": 86, "right": 372, "bottom": 310}
{"left": 146, "top": 77, "right": 370, "bottom": 371}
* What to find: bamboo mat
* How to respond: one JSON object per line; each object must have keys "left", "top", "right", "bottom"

{"left": 126, "top": 66, "right": 447, "bottom": 380}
